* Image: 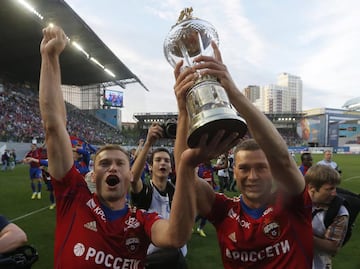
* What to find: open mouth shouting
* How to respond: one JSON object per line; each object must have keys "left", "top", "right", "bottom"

{"left": 106, "top": 175, "right": 120, "bottom": 186}
{"left": 159, "top": 167, "right": 167, "bottom": 172}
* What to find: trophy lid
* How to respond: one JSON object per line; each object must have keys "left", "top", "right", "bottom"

{"left": 163, "top": 8, "right": 219, "bottom": 68}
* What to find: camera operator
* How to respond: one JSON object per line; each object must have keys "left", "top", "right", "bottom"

{"left": 130, "top": 123, "right": 187, "bottom": 269}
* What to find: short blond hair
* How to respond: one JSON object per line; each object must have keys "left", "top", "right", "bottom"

{"left": 94, "top": 144, "right": 130, "bottom": 164}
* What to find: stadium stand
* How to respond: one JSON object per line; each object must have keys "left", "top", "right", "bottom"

{"left": 0, "top": 0, "right": 307, "bottom": 148}
{"left": 0, "top": 84, "right": 123, "bottom": 144}
{"left": 0, "top": 0, "right": 151, "bottom": 146}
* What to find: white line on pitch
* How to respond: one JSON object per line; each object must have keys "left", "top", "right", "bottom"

{"left": 343, "top": 176, "right": 360, "bottom": 182}
{"left": 10, "top": 206, "right": 50, "bottom": 222}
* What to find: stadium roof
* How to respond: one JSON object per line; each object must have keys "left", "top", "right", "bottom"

{"left": 342, "top": 97, "right": 360, "bottom": 111}
{"left": 0, "top": 0, "right": 149, "bottom": 90}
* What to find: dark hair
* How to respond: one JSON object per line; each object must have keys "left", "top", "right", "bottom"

{"left": 300, "top": 152, "right": 313, "bottom": 162}
{"left": 234, "top": 138, "right": 260, "bottom": 157}
{"left": 149, "top": 147, "right": 171, "bottom": 165}
{"left": 305, "top": 164, "right": 341, "bottom": 191}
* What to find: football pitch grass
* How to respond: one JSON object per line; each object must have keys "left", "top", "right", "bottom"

{"left": 0, "top": 153, "right": 359, "bottom": 268}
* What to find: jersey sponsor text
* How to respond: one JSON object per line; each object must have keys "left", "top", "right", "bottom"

{"left": 86, "top": 198, "right": 106, "bottom": 222}
{"left": 228, "top": 208, "right": 251, "bottom": 229}
{"left": 225, "top": 240, "right": 290, "bottom": 262}
{"left": 73, "top": 243, "right": 141, "bottom": 268}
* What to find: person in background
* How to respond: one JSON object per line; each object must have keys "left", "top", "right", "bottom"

{"left": 227, "top": 149, "right": 236, "bottom": 192}
{"left": 317, "top": 150, "right": 341, "bottom": 174}
{"left": 85, "top": 171, "right": 96, "bottom": 194}
{"left": 130, "top": 138, "right": 150, "bottom": 184}
{"left": 173, "top": 41, "right": 313, "bottom": 269}
{"left": 194, "top": 158, "right": 225, "bottom": 237}
{"left": 72, "top": 139, "right": 96, "bottom": 176}
{"left": 0, "top": 215, "right": 27, "bottom": 254}
{"left": 216, "top": 153, "right": 229, "bottom": 193}
{"left": 131, "top": 123, "right": 188, "bottom": 269}
{"left": 11, "top": 149, "right": 17, "bottom": 166}
{"left": 23, "top": 157, "right": 56, "bottom": 209}
{"left": 1, "top": 150, "right": 9, "bottom": 171}
{"left": 290, "top": 151, "right": 297, "bottom": 163}
{"left": 299, "top": 152, "right": 313, "bottom": 176}
{"left": 8, "top": 149, "right": 16, "bottom": 171}
{"left": 23, "top": 143, "right": 43, "bottom": 199}
{"left": 305, "top": 164, "right": 349, "bottom": 269}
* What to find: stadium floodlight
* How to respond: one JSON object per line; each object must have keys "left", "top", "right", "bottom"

{"left": 72, "top": 41, "right": 90, "bottom": 58}
{"left": 16, "top": 0, "right": 122, "bottom": 83}
{"left": 90, "top": 57, "right": 105, "bottom": 69}
{"left": 104, "top": 68, "right": 116, "bottom": 78}
{"left": 18, "top": 0, "right": 44, "bottom": 20}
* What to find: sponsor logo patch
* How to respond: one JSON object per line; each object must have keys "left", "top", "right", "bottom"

{"left": 228, "top": 232, "right": 237, "bottom": 243}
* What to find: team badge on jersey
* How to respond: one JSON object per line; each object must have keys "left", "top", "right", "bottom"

{"left": 262, "top": 219, "right": 281, "bottom": 240}
{"left": 126, "top": 235, "right": 140, "bottom": 253}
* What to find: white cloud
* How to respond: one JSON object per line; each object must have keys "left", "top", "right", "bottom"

{"left": 298, "top": 1, "right": 360, "bottom": 108}
{"left": 65, "top": 0, "right": 360, "bottom": 121}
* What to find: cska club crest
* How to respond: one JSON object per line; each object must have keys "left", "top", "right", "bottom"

{"left": 125, "top": 235, "right": 140, "bottom": 253}
{"left": 262, "top": 219, "right": 281, "bottom": 240}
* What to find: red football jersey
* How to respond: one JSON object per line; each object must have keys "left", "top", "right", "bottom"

{"left": 25, "top": 148, "right": 43, "bottom": 168}
{"left": 207, "top": 189, "right": 313, "bottom": 269}
{"left": 52, "top": 166, "right": 160, "bottom": 269}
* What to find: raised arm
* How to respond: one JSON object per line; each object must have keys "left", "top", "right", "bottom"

{"left": 39, "top": 26, "right": 73, "bottom": 180}
{"left": 150, "top": 130, "right": 238, "bottom": 247}
{"left": 193, "top": 42, "right": 304, "bottom": 195}
{"left": 133, "top": 138, "right": 145, "bottom": 161}
{"left": 130, "top": 123, "right": 162, "bottom": 193}
{"left": 172, "top": 62, "right": 193, "bottom": 170}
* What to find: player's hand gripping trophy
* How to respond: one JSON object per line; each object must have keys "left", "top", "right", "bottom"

{"left": 163, "top": 7, "right": 247, "bottom": 148}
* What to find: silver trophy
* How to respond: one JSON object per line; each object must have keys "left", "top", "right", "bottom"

{"left": 163, "top": 7, "right": 247, "bottom": 148}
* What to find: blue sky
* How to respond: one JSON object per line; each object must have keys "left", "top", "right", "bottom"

{"left": 64, "top": 0, "right": 360, "bottom": 122}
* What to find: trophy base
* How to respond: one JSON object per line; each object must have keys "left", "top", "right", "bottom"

{"left": 187, "top": 108, "right": 247, "bottom": 148}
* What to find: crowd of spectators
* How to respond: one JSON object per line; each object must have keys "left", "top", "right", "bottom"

{"left": 0, "top": 84, "right": 123, "bottom": 145}
{"left": 278, "top": 128, "right": 304, "bottom": 146}
{"left": 1, "top": 83, "right": 305, "bottom": 147}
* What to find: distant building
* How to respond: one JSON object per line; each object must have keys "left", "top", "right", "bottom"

{"left": 133, "top": 112, "right": 178, "bottom": 147}
{"left": 61, "top": 85, "right": 101, "bottom": 110}
{"left": 243, "top": 85, "right": 262, "bottom": 111}
{"left": 262, "top": 84, "right": 289, "bottom": 113}
{"left": 277, "top": 72, "right": 302, "bottom": 112}
{"left": 301, "top": 108, "right": 360, "bottom": 148}
{"left": 243, "top": 72, "right": 303, "bottom": 114}
{"left": 122, "top": 122, "right": 137, "bottom": 130}
{"left": 342, "top": 97, "right": 360, "bottom": 111}
{"left": 61, "top": 85, "right": 124, "bottom": 129}
{"left": 243, "top": 85, "right": 260, "bottom": 102}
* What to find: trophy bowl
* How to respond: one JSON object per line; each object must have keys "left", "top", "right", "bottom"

{"left": 163, "top": 8, "right": 247, "bottom": 148}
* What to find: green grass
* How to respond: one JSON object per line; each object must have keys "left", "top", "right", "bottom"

{"left": 0, "top": 164, "right": 56, "bottom": 268}
{"left": 1, "top": 154, "right": 360, "bottom": 268}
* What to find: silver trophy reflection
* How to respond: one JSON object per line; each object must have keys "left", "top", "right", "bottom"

{"left": 163, "top": 7, "right": 247, "bottom": 148}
